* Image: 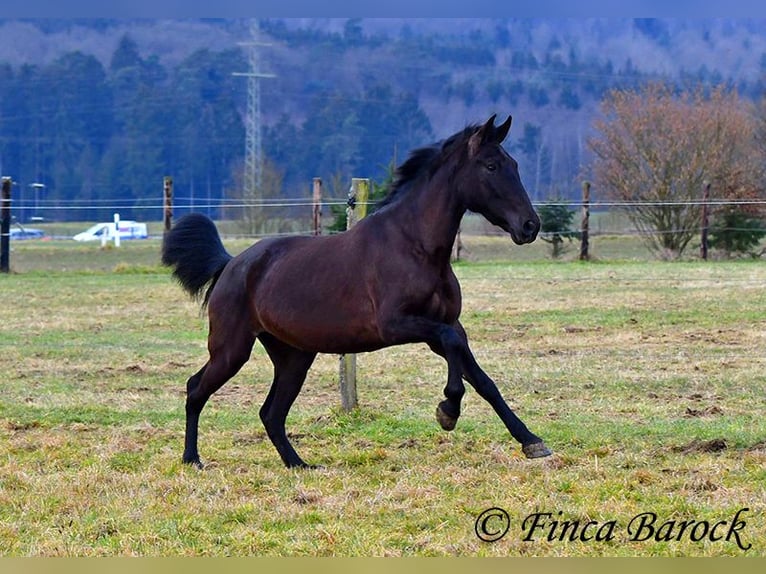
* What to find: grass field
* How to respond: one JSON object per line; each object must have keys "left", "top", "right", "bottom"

{"left": 0, "top": 234, "right": 764, "bottom": 556}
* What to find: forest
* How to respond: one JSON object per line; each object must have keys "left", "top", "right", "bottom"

{"left": 0, "top": 18, "right": 765, "bottom": 223}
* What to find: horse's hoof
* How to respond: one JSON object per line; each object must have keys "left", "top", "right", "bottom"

{"left": 290, "top": 463, "right": 322, "bottom": 470}
{"left": 436, "top": 404, "right": 458, "bottom": 431}
{"left": 522, "top": 441, "right": 553, "bottom": 459}
{"left": 183, "top": 456, "right": 205, "bottom": 470}
{"left": 285, "top": 459, "right": 321, "bottom": 470}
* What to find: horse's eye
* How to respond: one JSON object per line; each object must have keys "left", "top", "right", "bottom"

{"left": 485, "top": 162, "right": 497, "bottom": 172}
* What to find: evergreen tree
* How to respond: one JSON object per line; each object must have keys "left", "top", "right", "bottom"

{"left": 708, "top": 209, "right": 766, "bottom": 257}
{"left": 43, "top": 52, "right": 111, "bottom": 218}
{"left": 538, "top": 201, "right": 578, "bottom": 259}
{"left": 110, "top": 34, "right": 143, "bottom": 72}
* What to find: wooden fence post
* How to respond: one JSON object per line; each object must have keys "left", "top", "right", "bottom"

{"left": 312, "top": 177, "right": 322, "bottom": 236}
{"left": 1, "top": 177, "right": 11, "bottom": 273}
{"left": 451, "top": 227, "right": 462, "bottom": 262}
{"left": 163, "top": 176, "right": 173, "bottom": 233}
{"left": 700, "top": 180, "right": 711, "bottom": 260}
{"left": 579, "top": 180, "right": 590, "bottom": 261}
{"left": 339, "top": 177, "right": 370, "bottom": 411}
{"left": 346, "top": 177, "right": 370, "bottom": 226}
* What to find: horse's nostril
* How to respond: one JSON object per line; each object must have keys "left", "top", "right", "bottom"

{"left": 523, "top": 219, "right": 538, "bottom": 236}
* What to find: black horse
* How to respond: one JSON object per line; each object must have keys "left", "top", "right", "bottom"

{"left": 162, "top": 115, "right": 552, "bottom": 468}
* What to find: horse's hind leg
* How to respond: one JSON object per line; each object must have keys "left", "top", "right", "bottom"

{"left": 183, "top": 328, "right": 255, "bottom": 468}
{"left": 183, "top": 364, "right": 208, "bottom": 467}
{"left": 258, "top": 334, "right": 317, "bottom": 468}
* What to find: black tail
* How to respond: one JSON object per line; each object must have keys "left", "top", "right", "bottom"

{"left": 161, "top": 213, "right": 232, "bottom": 307}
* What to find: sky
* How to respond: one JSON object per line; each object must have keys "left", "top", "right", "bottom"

{"left": 1, "top": 1, "right": 765, "bottom": 18}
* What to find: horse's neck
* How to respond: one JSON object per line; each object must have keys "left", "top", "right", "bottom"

{"left": 389, "top": 172, "right": 465, "bottom": 265}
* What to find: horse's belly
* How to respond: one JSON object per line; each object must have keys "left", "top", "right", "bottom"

{"left": 254, "top": 289, "right": 383, "bottom": 354}
{"left": 262, "top": 319, "right": 385, "bottom": 354}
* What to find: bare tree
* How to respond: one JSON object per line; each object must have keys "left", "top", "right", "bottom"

{"left": 227, "top": 158, "right": 287, "bottom": 236}
{"left": 588, "top": 83, "right": 764, "bottom": 257}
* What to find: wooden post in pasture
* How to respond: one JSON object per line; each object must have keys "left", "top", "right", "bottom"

{"left": 700, "top": 180, "right": 711, "bottom": 261}
{"left": 338, "top": 177, "right": 370, "bottom": 412}
{"left": 0, "top": 177, "right": 11, "bottom": 273}
{"left": 451, "top": 227, "right": 462, "bottom": 262}
{"left": 312, "top": 177, "right": 322, "bottom": 236}
{"left": 579, "top": 180, "right": 591, "bottom": 261}
{"left": 163, "top": 176, "right": 174, "bottom": 234}
{"left": 347, "top": 177, "right": 370, "bottom": 225}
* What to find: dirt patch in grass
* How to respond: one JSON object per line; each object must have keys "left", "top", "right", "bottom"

{"left": 746, "top": 440, "right": 766, "bottom": 452}
{"left": 683, "top": 405, "right": 725, "bottom": 418}
{"left": 672, "top": 438, "right": 728, "bottom": 454}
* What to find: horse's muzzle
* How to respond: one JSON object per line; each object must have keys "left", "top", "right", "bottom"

{"left": 510, "top": 218, "right": 540, "bottom": 245}
{"left": 521, "top": 218, "right": 540, "bottom": 242}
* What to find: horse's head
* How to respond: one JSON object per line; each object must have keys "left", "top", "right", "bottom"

{"left": 459, "top": 115, "right": 540, "bottom": 245}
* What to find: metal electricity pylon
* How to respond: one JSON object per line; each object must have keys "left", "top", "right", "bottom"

{"left": 233, "top": 19, "right": 275, "bottom": 200}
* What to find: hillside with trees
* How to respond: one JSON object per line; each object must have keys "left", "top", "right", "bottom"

{"left": 0, "top": 18, "right": 764, "bottom": 223}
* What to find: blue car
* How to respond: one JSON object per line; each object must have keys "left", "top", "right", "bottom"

{"left": 9, "top": 227, "right": 45, "bottom": 240}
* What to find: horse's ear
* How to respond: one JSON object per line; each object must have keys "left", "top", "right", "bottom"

{"left": 495, "top": 115, "right": 512, "bottom": 143}
{"left": 469, "top": 114, "right": 498, "bottom": 156}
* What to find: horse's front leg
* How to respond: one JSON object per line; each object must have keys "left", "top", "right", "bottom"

{"left": 454, "top": 321, "right": 552, "bottom": 458}
{"left": 426, "top": 338, "right": 465, "bottom": 432}
{"left": 380, "top": 315, "right": 466, "bottom": 430}
{"left": 428, "top": 340, "right": 465, "bottom": 432}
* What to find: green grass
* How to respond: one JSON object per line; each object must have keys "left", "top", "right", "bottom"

{"left": 0, "top": 237, "right": 764, "bottom": 556}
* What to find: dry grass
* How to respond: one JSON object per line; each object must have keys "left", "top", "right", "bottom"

{"left": 0, "top": 237, "right": 764, "bottom": 556}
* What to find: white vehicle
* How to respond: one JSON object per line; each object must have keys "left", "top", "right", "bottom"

{"left": 73, "top": 221, "right": 148, "bottom": 241}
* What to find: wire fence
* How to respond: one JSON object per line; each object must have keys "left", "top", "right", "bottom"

{"left": 6, "top": 195, "right": 766, "bottom": 240}
{"left": 17, "top": 196, "right": 766, "bottom": 210}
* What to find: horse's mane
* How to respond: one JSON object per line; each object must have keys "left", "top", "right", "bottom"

{"left": 376, "top": 124, "right": 479, "bottom": 210}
